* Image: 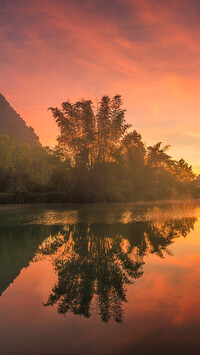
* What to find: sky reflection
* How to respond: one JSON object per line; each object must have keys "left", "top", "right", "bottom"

{"left": 0, "top": 203, "right": 200, "bottom": 354}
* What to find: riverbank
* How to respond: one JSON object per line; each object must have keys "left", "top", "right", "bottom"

{"left": 0, "top": 191, "right": 200, "bottom": 204}
{"left": 0, "top": 192, "right": 70, "bottom": 204}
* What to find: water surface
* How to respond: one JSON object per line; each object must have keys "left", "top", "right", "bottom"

{"left": 0, "top": 202, "right": 200, "bottom": 354}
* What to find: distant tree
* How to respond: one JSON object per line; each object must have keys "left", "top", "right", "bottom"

{"left": 174, "top": 158, "right": 195, "bottom": 181}
{"left": 0, "top": 135, "right": 64, "bottom": 193}
{"left": 147, "top": 142, "right": 172, "bottom": 169}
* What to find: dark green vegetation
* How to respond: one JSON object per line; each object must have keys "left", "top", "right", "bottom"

{"left": 0, "top": 95, "right": 199, "bottom": 203}
{"left": 0, "top": 94, "right": 40, "bottom": 146}
{"left": 0, "top": 134, "right": 67, "bottom": 202}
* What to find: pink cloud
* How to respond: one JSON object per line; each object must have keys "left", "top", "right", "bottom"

{"left": 1, "top": 0, "right": 200, "bottom": 170}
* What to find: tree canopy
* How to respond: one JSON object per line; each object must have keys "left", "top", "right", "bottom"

{"left": 49, "top": 95, "right": 131, "bottom": 168}
{"left": 0, "top": 94, "right": 198, "bottom": 203}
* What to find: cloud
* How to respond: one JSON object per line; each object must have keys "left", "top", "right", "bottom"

{"left": 0, "top": 0, "right": 200, "bottom": 170}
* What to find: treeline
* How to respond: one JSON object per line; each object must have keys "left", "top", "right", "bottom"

{"left": 0, "top": 95, "right": 199, "bottom": 203}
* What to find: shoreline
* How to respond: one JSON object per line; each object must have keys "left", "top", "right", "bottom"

{"left": 0, "top": 192, "right": 200, "bottom": 205}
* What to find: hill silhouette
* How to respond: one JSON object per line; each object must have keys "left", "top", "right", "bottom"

{"left": 0, "top": 93, "right": 40, "bottom": 145}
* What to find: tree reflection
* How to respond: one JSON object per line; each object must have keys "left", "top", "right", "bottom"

{"left": 37, "top": 217, "right": 196, "bottom": 322}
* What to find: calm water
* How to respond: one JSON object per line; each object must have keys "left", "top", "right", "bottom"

{"left": 0, "top": 202, "right": 200, "bottom": 355}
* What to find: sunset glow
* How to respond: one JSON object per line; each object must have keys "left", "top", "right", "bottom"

{"left": 1, "top": 0, "right": 200, "bottom": 172}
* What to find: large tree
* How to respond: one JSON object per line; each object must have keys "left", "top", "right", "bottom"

{"left": 49, "top": 95, "right": 130, "bottom": 168}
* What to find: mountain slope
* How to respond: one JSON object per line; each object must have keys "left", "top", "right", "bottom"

{"left": 0, "top": 94, "right": 40, "bottom": 145}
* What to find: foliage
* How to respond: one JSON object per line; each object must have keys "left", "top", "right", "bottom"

{"left": 0, "top": 95, "right": 199, "bottom": 202}
{"left": 0, "top": 135, "right": 67, "bottom": 194}
{"left": 49, "top": 95, "right": 130, "bottom": 168}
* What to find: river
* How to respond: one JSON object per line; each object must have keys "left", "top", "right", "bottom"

{"left": 0, "top": 202, "right": 200, "bottom": 354}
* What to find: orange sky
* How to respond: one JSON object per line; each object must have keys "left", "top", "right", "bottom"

{"left": 1, "top": 0, "right": 200, "bottom": 173}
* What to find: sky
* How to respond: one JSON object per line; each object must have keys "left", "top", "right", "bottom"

{"left": 0, "top": 0, "right": 200, "bottom": 172}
